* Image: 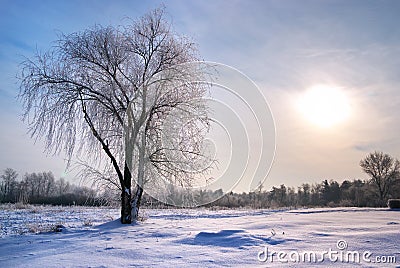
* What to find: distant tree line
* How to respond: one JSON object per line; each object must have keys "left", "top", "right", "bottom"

{"left": 211, "top": 178, "right": 399, "bottom": 208}
{"left": 3, "top": 167, "right": 399, "bottom": 208}
{"left": 2, "top": 152, "right": 399, "bottom": 208}
{"left": 141, "top": 151, "right": 400, "bottom": 209}
{"left": 140, "top": 178, "right": 400, "bottom": 209}
{"left": 0, "top": 168, "right": 105, "bottom": 206}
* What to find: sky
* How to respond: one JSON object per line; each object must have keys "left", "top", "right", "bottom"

{"left": 1, "top": 0, "right": 400, "bottom": 192}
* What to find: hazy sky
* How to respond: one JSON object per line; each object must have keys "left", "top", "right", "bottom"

{"left": 1, "top": 0, "right": 400, "bottom": 191}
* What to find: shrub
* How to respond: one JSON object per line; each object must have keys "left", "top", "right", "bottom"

{"left": 338, "top": 199, "right": 354, "bottom": 207}
{"left": 14, "top": 202, "right": 33, "bottom": 209}
{"left": 387, "top": 199, "right": 400, "bottom": 209}
{"left": 26, "top": 223, "right": 65, "bottom": 234}
{"left": 83, "top": 220, "right": 93, "bottom": 226}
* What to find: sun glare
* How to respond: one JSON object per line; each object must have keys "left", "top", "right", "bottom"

{"left": 298, "top": 85, "right": 350, "bottom": 128}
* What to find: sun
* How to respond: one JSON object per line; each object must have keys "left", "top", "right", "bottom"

{"left": 298, "top": 85, "right": 350, "bottom": 128}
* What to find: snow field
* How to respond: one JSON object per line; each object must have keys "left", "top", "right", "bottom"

{"left": 0, "top": 206, "right": 399, "bottom": 267}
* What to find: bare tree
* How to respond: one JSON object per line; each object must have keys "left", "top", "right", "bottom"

{"left": 360, "top": 151, "right": 400, "bottom": 206}
{"left": 0, "top": 168, "right": 18, "bottom": 202}
{"left": 19, "top": 8, "right": 211, "bottom": 223}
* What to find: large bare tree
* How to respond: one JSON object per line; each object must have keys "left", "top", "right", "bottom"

{"left": 19, "top": 8, "right": 211, "bottom": 223}
{"left": 360, "top": 151, "right": 400, "bottom": 206}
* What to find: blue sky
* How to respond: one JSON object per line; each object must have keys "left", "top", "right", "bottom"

{"left": 1, "top": 0, "right": 400, "bottom": 191}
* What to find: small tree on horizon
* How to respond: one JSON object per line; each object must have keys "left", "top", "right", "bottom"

{"left": 0, "top": 168, "right": 18, "bottom": 202}
{"left": 360, "top": 151, "right": 400, "bottom": 206}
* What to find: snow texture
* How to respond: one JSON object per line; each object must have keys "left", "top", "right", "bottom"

{"left": 0, "top": 206, "right": 399, "bottom": 267}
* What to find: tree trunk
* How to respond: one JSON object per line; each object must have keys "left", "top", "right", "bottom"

{"left": 131, "top": 133, "right": 146, "bottom": 221}
{"left": 120, "top": 163, "right": 132, "bottom": 224}
{"left": 132, "top": 184, "right": 144, "bottom": 221}
{"left": 121, "top": 188, "right": 132, "bottom": 223}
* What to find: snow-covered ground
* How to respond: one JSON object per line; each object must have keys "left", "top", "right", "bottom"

{"left": 0, "top": 206, "right": 399, "bottom": 267}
